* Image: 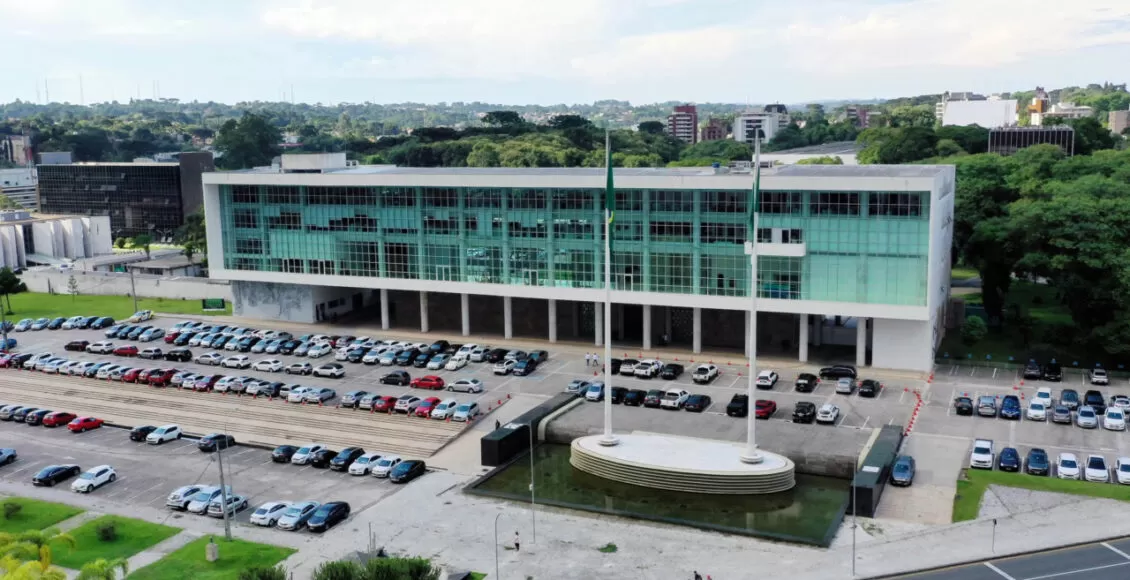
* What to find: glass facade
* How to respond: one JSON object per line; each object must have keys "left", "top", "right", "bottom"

{"left": 38, "top": 164, "right": 185, "bottom": 238}
{"left": 219, "top": 184, "right": 930, "bottom": 306}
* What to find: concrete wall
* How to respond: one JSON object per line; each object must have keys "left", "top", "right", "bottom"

{"left": 871, "top": 318, "right": 931, "bottom": 371}
{"left": 21, "top": 269, "right": 232, "bottom": 301}
{"left": 84, "top": 216, "right": 113, "bottom": 256}
{"left": 232, "top": 281, "right": 314, "bottom": 323}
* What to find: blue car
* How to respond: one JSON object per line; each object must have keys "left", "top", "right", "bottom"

{"left": 998, "top": 447, "right": 1021, "bottom": 472}
{"left": 13, "top": 319, "right": 32, "bottom": 332}
{"left": 999, "top": 395, "right": 1021, "bottom": 420}
{"left": 1, "top": 338, "right": 16, "bottom": 351}
{"left": 890, "top": 455, "right": 916, "bottom": 486}
{"left": 1026, "top": 448, "right": 1050, "bottom": 476}
{"left": 30, "top": 318, "right": 50, "bottom": 331}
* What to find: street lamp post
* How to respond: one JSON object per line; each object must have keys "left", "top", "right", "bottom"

{"left": 529, "top": 424, "right": 536, "bottom": 544}
{"left": 494, "top": 512, "right": 503, "bottom": 580}
{"left": 740, "top": 135, "right": 764, "bottom": 465}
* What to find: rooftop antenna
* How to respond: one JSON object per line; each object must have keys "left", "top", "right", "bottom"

{"left": 35, "top": 82, "right": 40, "bottom": 104}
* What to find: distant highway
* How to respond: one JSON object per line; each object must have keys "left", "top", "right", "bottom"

{"left": 882, "top": 537, "right": 1130, "bottom": 580}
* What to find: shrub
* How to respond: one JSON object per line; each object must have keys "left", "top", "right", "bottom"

{"left": 362, "top": 557, "right": 439, "bottom": 580}
{"left": 598, "top": 543, "right": 618, "bottom": 553}
{"left": 961, "top": 317, "right": 988, "bottom": 346}
{"left": 2, "top": 501, "right": 21, "bottom": 520}
{"left": 239, "top": 565, "right": 289, "bottom": 580}
{"left": 96, "top": 520, "right": 118, "bottom": 542}
{"left": 312, "top": 560, "right": 362, "bottom": 580}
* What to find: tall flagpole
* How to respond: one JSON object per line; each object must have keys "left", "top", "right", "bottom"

{"left": 741, "top": 135, "right": 764, "bottom": 464}
{"left": 600, "top": 131, "right": 619, "bottom": 447}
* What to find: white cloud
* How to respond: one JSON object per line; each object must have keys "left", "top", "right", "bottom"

{"left": 0, "top": 0, "right": 217, "bottom": 40}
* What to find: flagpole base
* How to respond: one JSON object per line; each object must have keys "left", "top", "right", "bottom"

{"left": 598, "top": 434, "right": 620, "bottom": 447}
{"left": 740, "top": 449, "right": 764, "bottom": 464}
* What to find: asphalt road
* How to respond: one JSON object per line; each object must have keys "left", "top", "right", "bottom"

{"left": 885, "top": 537, "right": 1130, "bottom": 579}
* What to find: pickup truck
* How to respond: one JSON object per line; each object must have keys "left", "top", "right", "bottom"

{"left": 970, "top": 439, "right": 994, "bottom": 469}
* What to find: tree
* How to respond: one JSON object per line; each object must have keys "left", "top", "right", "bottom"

{"left": 66, "top": 275, "right": 79, "bottom": 302}
{"left": 130, "top": 234, "right": 152, "bottom": 259}
{"left": 481, "top": 111, "right": 523, "bottom": 127}
{"left": 0, "top": 527, "right": 76, "bottom": 572}
{"left": 637, "top": 121, "right": 665, "bottom": 135}
{"left": 0, "top": 267, "right": 26, "bottom": 315}
{"left": 961, "top": 316, "right": 988, "bottom": 346}
{"left": 174, "top": 210, "right": 206, "bottom": 256}
{"left": 182, "top": 241, "right": 197, "bottom": 263}
{"left": 857, "top": 126, "right": 938, "bottom": 164}
{"left": 465, "top": 142, "right": 501, "bottom": 167}
{"left": 680, "top": 139, "right": 750, "bottom": 161}
{"left": 0, "top": 554, "right": 66, "bottom": 580}
{"left": 76, "top": 558, "right": 128, "bottom": 580}
{"left": 213, "top": 113, "right": 282, "bottom": 170}
{"left": 935, "top": 139, "right": 966, "bottom": 157}
{"left": 796, "top": 155, "right": 844, "bottom": 165}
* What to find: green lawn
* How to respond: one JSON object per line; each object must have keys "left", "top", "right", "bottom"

{"left": 953, "top": 469, "right": 1130, "bottom": 522}
{"left": 127, "top": 536, "right": 295, "bottom": 580}
{"left": 0, "top": 497, "right": 84, "bottom": 533}
{"left": 52, "top": 515, "right": 180, "bottom": 570}
{"left": 950, "top": 266, "right": 979, "bottom": 281}
{"left": 5, "top": 293, "right": 231, "bottom": 321}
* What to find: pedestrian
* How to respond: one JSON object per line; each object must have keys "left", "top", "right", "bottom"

{"left": 587, "top": 352, "right": 593, "bottom": 367}
{"left": 495, "top": 419, "right": 501, "bottom": 430}
{"left": 694, "top": 572, "right": 702, "bottom": 580}
{"left": 593, "top": 354, "right": 600, "bottom": 367}
{"left": 514, "top": 531, "right": 520, "bottom": 551}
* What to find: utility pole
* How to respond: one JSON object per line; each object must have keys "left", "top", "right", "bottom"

{"left": 529, "top": 424, "right": 536, "bottom": 543}
{"left": 851, "top": 480, "right": 858, "bottom": 577}
{"left": 128, "top": 269, "right": 139, "bottom": 314}
{"left": 216, "top": 441, "right": 233, "bottom": 540}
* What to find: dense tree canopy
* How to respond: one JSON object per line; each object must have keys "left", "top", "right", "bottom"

{"left": 213, "top": 113, "right": 281, "bottom": 169}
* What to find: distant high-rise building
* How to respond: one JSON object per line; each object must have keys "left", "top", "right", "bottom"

{"left": 1110, "top": 109, "right": 1130, "bottom": 135}
{"left": 989, "top": 126, "right": 1074, "bottom": 156}
{"left": 666, "top": 105, "right": 698, "bottom": 144}
{"left": 0, "top": 167, "right": 38, "bottom": 210}
{"left": 733, "top": 111, "right": 784, "bottom": 145}
{"left": 700, "top": 118, "right": 728, "bottom": 142}
{"left": 1031, "top": 102, "right": 1094, "bottom": 126}
{"left": 762, "top": 103, "right": 791, "bottom": 126}
{"left": 0, "top": 135, "right": 32, "bottom": 166}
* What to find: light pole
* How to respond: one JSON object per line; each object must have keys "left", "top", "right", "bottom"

{"left": 741, "top": 135, "right": 764, "bottom": 464}
{"left": 529, "top": 424, "right": 536, "bottom": 544}
{"left": 851, "top": 478, "right": 857, "bottom": 577}
{"left": 128, "top": 268, "right": 139, "bottom": 314}
{"left": 494, "top": 512, "right": 503, "bottom": 580}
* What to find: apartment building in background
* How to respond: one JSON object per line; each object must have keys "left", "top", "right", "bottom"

{"left": 0, "top": 135, "right": 33, "bottom": 166}
{"left": 0, "top": 167, "right": 38, "bottom": 210}
{"left": 734, "top": 111, "right": 785, "bottom": 145}
{"left": 988, "top": 126, "right": 1075, "bottom": 156}
{"left": 666, "top": 105, "right": 698, "bottom": 145}
{"left": 700, "top": 118, "right": 728, "bottom": 142}
{"left": 1110, "top": 109, "right": 1130, "bottom": 135}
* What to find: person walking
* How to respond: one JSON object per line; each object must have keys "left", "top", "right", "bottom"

{"left": 514, "top": 531, "right": 521, "bottom": 552}
{"left": 593, "top": 354, "right": 600, "bottom": 368}
{"left": 584, "top": 352, "right": 591, "bottom": 367}
{"left": 694, "top": 572, "right": 702, "bottom": 580}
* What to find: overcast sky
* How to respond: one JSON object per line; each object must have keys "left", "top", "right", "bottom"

{"left": 3, "top": 0, "right": 1129, "bottom": 106}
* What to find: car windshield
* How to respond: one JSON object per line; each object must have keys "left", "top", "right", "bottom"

{"left": 296, "top": 446, "right": 311, "bottom": 454}
{"left": 1121, "top": 464, "right": 1130, "bottom": 473}
{"left": 1081, "top": 410, "right": 1096, "bottom": 418}
{"left": 1088, "top": 458, "right": 1105, "bottom": 469}
{"left": 192, "top": 491, "right": 214, "bottom": 501}
{"left": 356, "top": 457, "right": 371, "bottom": 464}
{"left": 587, "top": 385, "right": 600, "bottom": 393}
{"left": 456, "top": 405, "right": 471, "bottom": 412}
{"left": 79, "top": 473, "right": 94, "bottom": 480}
{"left": 1062, "top": 459, "right": 1077, "bottom": 468}
{"left": 974, "top": 446, "right": 991, "bottom": 455}
{"left": 283, "top": 506, "right": 304, "bottom": 517}
{"left": 894, "top": 463, "right": 910, "bottom": 473}
{"left": 376, "top": 458, "right": 394, "bottom": 467}
{"left": 1031, "top": 403, "right": 1044, "bottom": 410}
{"left": 663, "top": 393, "right": 680, "bottom": 400}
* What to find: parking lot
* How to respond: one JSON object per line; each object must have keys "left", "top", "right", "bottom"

{"left": 0, "top": 418, "right": 401, "bottom": 533}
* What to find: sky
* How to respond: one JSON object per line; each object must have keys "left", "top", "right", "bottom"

{"left": 2, "top": 0, "right": 1130, "bottom": 107}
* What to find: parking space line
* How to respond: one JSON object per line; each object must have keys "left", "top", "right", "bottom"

{"left": 983, "top": 562, "right": 1017, "bottom": 580}
{"left": 124, "top": 481, "right": 166, "bottom": 503}
{"left": 1105, "top": 542, "right": 1130, "bottom": 560}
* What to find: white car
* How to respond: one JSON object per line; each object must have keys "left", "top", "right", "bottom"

{"left": 493, "top": 359, "right": 516, "bottom": 375}
{"left": 691, "top": 364, "right": 719, "bottom": 384}
{"left": 348, "top": 453, "right": 382, "bottom": 475}
{"left": 334, "top": 348, "right": 351, "bottom": 362}
{"left": 1105, "top": 408, "right": 1127, "bottom": 431}
{"left": 223, "top": 339, "right": 242, "bottom": 351}
{"left": 128, "top": 310, "right": 153, "bottom": 323}
{"left": 619, "top": 359, "right": 639, "bottom": 375}
{"left": 86, "top": 341, "right": 115, "bottom": 354}
{"left": 307, "top": 343, "right": 333, "bottom": 358}
{"left": 452, "top": 402, "right": 481, "bottom": 422}
{"left": 1116, "top": 457, "right": 1130, "bottom": 485}
{"left": 146, "top": 424, "right": 182, "bottom": 445}
{"left": 469, "top": 346, "right": 491, "bottom": 362}
{"left": 816, "top": 404, "right": 841, "bottom": 424}
{"left": 287, "top": 386, "right": 313, "bottom": 403}
{"left": 290, "top": 444, "right": 326, "bottom": 465}
{"left": 445, "top": 356, "right": 468, "bottom": 371}
{"left": 1085, "top": 455, "right": 1110, "bottom": 483}
{"left": 371, "top": 455, "right": 403, "bottom": 478}
{"left": 195, "top": 352, "right": 223, "bottom": 365}
{"left": 1091, "top": 368, "right": 1110, "bottom": 385}
{"left": 61, "top": 316, "right": 86, "bottom": 330}
{"left": 312, "top": 364, "right": 345, "bottom": 378}
{"left": 457, "top": 344, "right": 478, "bottom": 357}
{"left": 634, "top": 359, "right": 663, "bottom": 379}
{"left": 448, "top": 378, "right": 483, "bottom": 393}
{"left": 756, "top": 370, "right": 779, "bottom": 388}
{"left": 253, "top": 359, "right": 283, "bottom": 372}
{"left": 222, "top": 355, "right": 251, "bottom": 369}
{"left": 430, "top": 399, "right": 460, "bottom": 420}
{"left": 970, "top": 439, "right": 994, "bottom": 469}
{"left": 95, "top": 365, "right": 121, "bottom": 379}
{"left": 71, "top": 465, "right": 116, "bottom": 493}
{"left": 207, "top": 494, "right": 250, "bottom": 518}
{"left": 186, "top": 486, "right": 229, "bottom": 514}
{"left": 250, "top": 501, "right": 290, "bottom": 526}
{"left": 659, "top": 389, "right": 690, "bottom": 410}
{"left": 166, "top": 485, "right": 203, "bottom": 510}
{"left": 394, "top": 395, "right": 422, "bottom": 413}
{"left": 1057, "top": 452, "right": 1081, "bottom": 479}
{"left": 1026, "top": 401, "right": 1048, "bottom": 421}
{"left": 1034, "top": 387, "right": 1053, "bottom": 406}
{"left": 362, "top": 350, "right": 383, "bottom": 364}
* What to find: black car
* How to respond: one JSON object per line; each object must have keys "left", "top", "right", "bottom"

{"left": 1026, "top": 448, "right": 1050, "bottom": 476}
{"left": 726, "top": 394, "right": 749, "bottom": 417}
{"left": 278, "top": 340, "right": 301, "bottom": 355}
{"left": 381, "top": 371, "right": 411, "bottom": 386}
{"left": 271, "top": 445, "right": 298, "bottom": 463}
{"left": 609, "top": 358, "right": 622, "bottom": 374}
{"left": 623, "top": 389, "right": 647, "bottom": 406}
{"left": 310, "top": 449, "right": 338, "bottom": 469}
{"left": 64, "top": 340, "right": 90, "bottom": 352}
{"left": 953, "top": 397, "right": 974, "bottom": 416}
{"left": 83, "top": 362, "right": 111, "bottom": 378}
{"left": 79, "top": 316, "right": 99, "bottom": 329}
{"left": 9, "top": 353, "right": 33, "bottom": 368}
{"left": 12, "top": 408, "right": 38, "bottom": 422}
{"left": 513, "top": 358, "right": 539, "bottom": 376}
{"left": 174, "top": 332, "right": 196, "bottom": 346}
{"left": 91, "top": 317, "right": 115, "bottom": 329}
{"left": 390, "top": 460, "right": 426, "bottom": 483}
{"left": 113, "top": 325, "right": 135, "bottom": 339}
{"left": 858, "top": 379, "right": 881, "bottom": 398}
{"left": 610, "top": 386, "right": 629, "bottom": 404}
{"left": 794, "top": 373, "right": 818, "bottom": 392}
{"left": 412, "top": 353, "right": 432, "bottom": 368}
{"left": 346, "top": 348, "right": 368, "bottom": 363}
{"left": 47, "top": 317, "right": 66, "bottom": 330}
{"left": 660, "top": 363, "right": 684, "bottom": 380}
{"left": 198, "top": 433, "right": 236, "bottom": 452}
{"left": 257, "top": 382, "right": 285, "bottom": 398}
{"left": 1023, "top": 361, "right": 1042, "bottom": 380}
{"left": 818, "top": 365, "right": 857, "bottom": 380}
{"left": 792, "top": 401, "right": 817, "bottom": 423}
{"left": 32, "top": 464, "right": 80, "bottom": 486}
{"left": 129, "top": 425, "right": 157, "bottom": 442}
{"left": 1084, "top": 390, "right": 1107, "bottom": 415}
{"left": 329, "top": 447, "right": 366, "bottom": 471}
{"left": 1042, "top": 362, "right": 1063, "bottom": 382}
{"left": 165, "top": 348, "right": 193, "bottom": 362}
{"left": 211, "top": 335, "right": 231, "bottom": 349}
{"left": 307, "top": 501, "right": 350, "bottom": 532}
{"left": 684, "top": 394, "right": 712, "bottom": 412}
{"left": 237, "top": 337, "right": 260, "bottom": 352}
{"left": 998, "top": 447, "right": 1020, "bottom": 471}
{"left": 486, "top": 348, "right": 509, "bottom": 363}
{"left": 643, "top": 389, "right": 664, "bottom": 408}
{"left": 428, "top": 340, "right": 449, "bottom": 354}
{"left": 25, "top": 409, "right": 52, "bottom": 426}
{"left": 397, "top": 349, "right": 420, "bottom": 366}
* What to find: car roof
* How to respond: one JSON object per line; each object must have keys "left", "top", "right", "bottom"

{"left": 1060, "top": 452, "right": 1078, "bottom": 459}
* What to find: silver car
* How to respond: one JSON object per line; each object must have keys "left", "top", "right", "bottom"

{"left": 1077, "top": 405, "right": 1099, "bottom": 429}
{"left": 186, "top": 486, "right": 227, "bottom": 514}
{"left": 165, "top": 485, "right": 203, "bottom": 510}
{"left": 276, "top": 501, "right": 320, "bottom": 531}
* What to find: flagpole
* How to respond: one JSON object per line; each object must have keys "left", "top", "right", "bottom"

{"left": 741, "top": 135, "right": 764, "bottom": 464}
{"left": 601, "top": 131, "right": 619, "bottom": 447}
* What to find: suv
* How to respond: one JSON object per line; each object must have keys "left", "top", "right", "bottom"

{"left": 977, "top": 396, "right": 997, "bottom": 417}
{"left": 1090, "top": 368, "right": 1110, "bottom": 386}
{"left": 970, "top": 438, "right": 994, "bottom": 469}
{"left": 792, "top": 401, "right": 817, "bottom": 423}
{"left": 794, "top": 373, "right": 818, "bottom": 392}
{"left": 819, "top": 365, "right": 857, "bottom": 380}
{"left": 1023, "top": 360, "right": 1042, "bottom": 380}
{"left": 1042, "top": 361, "right": 1063, "bottom": 382}
{"left": 999, "top": 395, "right": 1021, "bottom": 420}
{"left": 1084, "top": 390, "right": 1107, "bottom": 415}
{"left": 725, "top": 394, "right": 749, "bottom": 417}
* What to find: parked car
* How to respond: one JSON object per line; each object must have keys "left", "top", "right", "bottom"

{"left": 794, "top": 373, "right": 819, "bottom": 392}
{"left": 146, "top": 424, "right": 182, "bottom": 444}
{"left": 452, "top": 402, "right": 481, "bottom": 422}
{"left": 792, "top": 401, "right": 817, "bottom": 423}
{"left": 1026, "top": 401, "right": 1048, "bottom": 421}
{"left": 643, "top": 389, "right": 664, "bottom": 408}
{"left": 858, "top": 379, "right": 881, "bottom": 398}
{"left": 411, "top": 375, "right": 445, "bottom": 390}
{"left": 755, "top": 399, "right": 777, "bottom": 419}
{"left": 623, "top": 389, "right": 647, "bottom": 406}
{"left": 372, "top": 396, "right": 398, "bottom": 413}
{"left": 390, "top": 460, "right": 427, "bottom": 483}
{"left": 659, "top": 389, "right": 689, "bottom": 410}
{"left": 819, "top": 365, "right": 857, "bottom": 380}
{"left": 1084, "top": 390, "right": 1107, "bottom": 415}
{"left": 890, "top": 455, "right": 916, "bottom": 486}
{"left": 1042, "top": 361, "right": 1063, "bottom": 382}
{"left": 348, "top": 453, "right": 382, "bottom": 475}
{"left": 290, "top": 444, "right": 326, "bottom": 465}
{"left": 250, "top": 502, "right": 290, "bottom": 527}
{"left": 1000, "top": 395, "right": 1021, "bottom": 420}
{"left": 198, "top": 434, "right": 236, "bottom": 452}
{"left": 1090, "top": 368, "right": 1110, "bottom": 386}
{"left": 835, "top": 378, "right": 855, "bottom": 395}
{"left": 448, "top": 378, "right": 484, "bottom": 393}
{"left": 953, "top": 397, "right": 974, "bottom": 416}
{"left": 371, "top": 455, "right": 403, "bottom": 478}
{"left": 1023, "top": 361, "right": 1042, "bottom": 380}
{"left": 64, "top": 340, "right": 90, "bottom": 352}
{"left": 691, "top": 364, "right": 719, "bottom": 384}
{"left": 43, "top": 411, "right": 77, "bottom": 427}
{"left": 1077, "top": 406, "right": 1099, "bottom": 428}
{"left": 394, "top": 395, "right": 422, "bottom": 414}
{"left": 271, "top": 445, "right": 298, "bottom": 463}
{"left": 1051, "top": 405, "right": 1073, "bottom": 424}
{"left": 329, "top": 447, "right": 366, "bottom": 471}
{"left": 312, "top": 363, "right": 345, "bottom": 378}
{"left": 414, "top": 398, "right": 441, "bottom": 418}
{"left": 307, "top": 501, "right": 350, "bottom": 532}
{"left": 187, "top": 486, "right": 230, "bottom": 514}
{"left": 24, "top": 409, "right": 52, "bottom": 426}
{"left": 429, "top": 399, "right": 459, "bottom": 420}
{"left": 304, "top": 387, "right": 336, "bottom": 403}
{"left": 277, "top": 501, "right": 321, "bottom": 531}
{"left": 970, "top": 439, "right": 994, "bottom": 469}
{"left": 33, "top": 464, "right": 81, "bottom": 486}
{"left": 977, "top": 396, "right": 998, "bottom": 417}
{"left": 493, "top": 359, "right": 516, "bottom": 375}
{"left": 684, "top": 394, "right": 712, "bottom": 412}
{"left": 286, "top": 362, "right": 313, "bottom": 375}
{"left": 1057, "top": 452, "right": 1081, "bottom": 479}
{"left": 1105, "top": 408, "right": 1127, "bottom": 431}
{"left": 512, "top": 358, "right": 539, "bottom": 376}
{"left": 1061, "top": 388, "right": 1081, "bottom": 409}
{"left": 1026, "top": 448, "right": 1050, "bottom": 476}
{"left": 815, "top": 404, "right": 840, "bottom": 424}
{"left": 660, "top": 363, "right": 684, "bottom": 380}
{"left": 1085, "top": 455, "right": 1110, "bottom": 483}
{"left": 755, "top": 371, "right": 779, "bottom": 389}
{"left": 68, "top": 417, "right": 104, "bottom": 432}
{"left": 129, "top": 425, "right": 157, "bottom": 442}
{"left": 309, "top": 449, "right": 339, "bottom": 469}
{"left": 1116, "top": 458, "right": 1130, "bottom": 485}
{"left": 998, "top": 447, "right": 1020, "bottom": 472}
{"left": 71, "top": 465, "right": 116, "bottom": 493}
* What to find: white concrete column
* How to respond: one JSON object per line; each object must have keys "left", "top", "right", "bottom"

{"left": 380, "top": 289, "right": 390, "bottom": 330}
{"left": 642, "top": 305, "right": 652, "bottom": 351}
{"left": 856, "top": 317, "right": 867, "bottom": 367}
{"left": 503, "top": 296, "right": 513, "bottom": 339}
{"left": 419, "top": 291, "right": 429, "bottom": 333}
{"left": 799, "top": 314, "right": 809, "bottom": 363}
{"left": 594, "top": 302, "right": 603, "bottom": 346}
{"left": 692, "top": 307, "right": 702, "bottom": 354}
{"left": 548, "top": 299, "right": 558, "bottom": 343}
{"left": 460, "top": 293, "right": 470, "bottom": 337}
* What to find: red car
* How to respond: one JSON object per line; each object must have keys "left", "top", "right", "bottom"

{"left": 163, "top": 331, "right": 181, "bottom": 344}
{"left": 113, "top": 345, "right": 139, "bottom": 357}
{"left": 0, "top": 354, "right": 11, "bottom": 368}
{"left": 410, "top": 375, "right": 445, "bottom": 390}
{"left": 193, "top": 374, "right": 222, "bottom": 391}
{"left": 148, "top": 368, "right": 178, "bottom": 387}
{"left": 137, "top": 368, "right": 162, "bottom": 383}
{"left": 372, "top": 395, "right": 398, "bottom": 412}
{"left": 122, "top": 368, "right": 143, "bottom": 383}
{"left": 68, "top": 416, "right": 104, "bottom": 432}
{"left": 755, "top": 399, "right": 777, "bottom": 419}
{"left": 415, "top": 397, "right": 441, "bottom": 418}
{"left": 43, "top": 411, "right": 77, "bottom": 427}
